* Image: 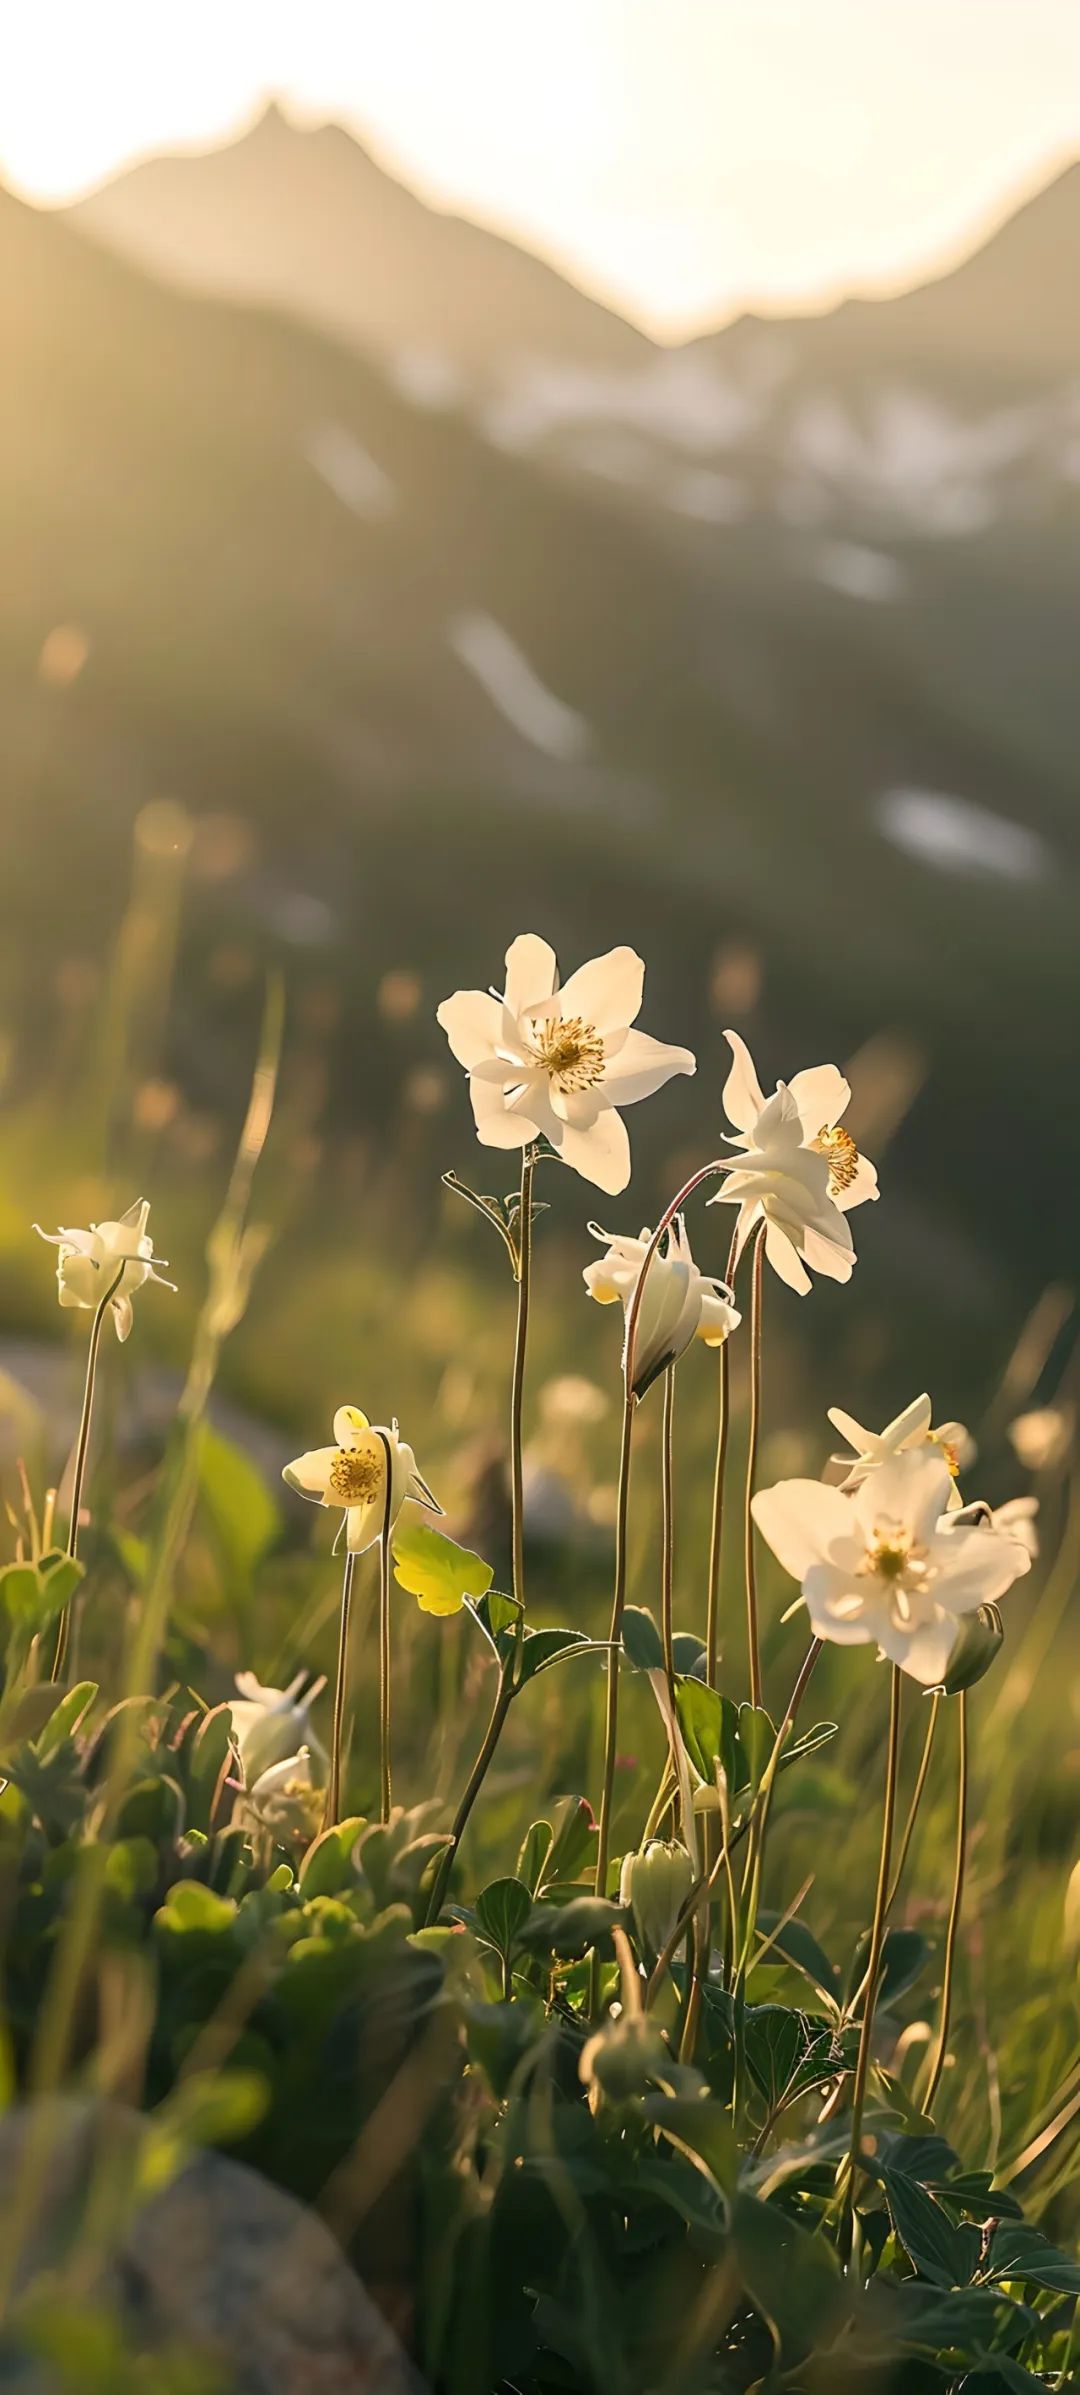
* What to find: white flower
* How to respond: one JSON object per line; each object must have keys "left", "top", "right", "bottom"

{"left": 34, "top": 1197, "right": 175, "bottom": 1342}
{"left": 751, "top": 1449, "right": 1031, "bottom": 1686}
{"left": 584, "top": 1214, "right": 740, "bottom": 1398}
{"left": 242, "top": 1747, "right": 324, "bottom": 1841}
{"left": 227, "top": 1669, "right": 328, "bottom": 1784}
{"left": 828, "top": 1393, "right": 974, "bottom": 1510}
{"left": 437, "top": 933, "right": 695, "bottom": 1194}
{"left": 708, "top": 1031, "right": 877, "bottom": 1295}
{"left": 282, "top": 1404, "right": 442, "bottom": 1554}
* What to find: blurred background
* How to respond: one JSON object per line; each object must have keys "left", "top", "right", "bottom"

{"left": 0, "top": 2, "right": 1077, "bottom": 1783}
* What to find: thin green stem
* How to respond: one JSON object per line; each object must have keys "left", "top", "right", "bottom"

{"left": 323, "top": 1551, "right": 357, "bottom": 1830}
{"left": 922, "top": 1690, "right": 969, "bottom": 2113}
{"left": 889, "top": 1690, "right": 940, "bottom": 1913}
{"left": 509, "top": 1147, "right": 535, "bottom": 1618}
{"left": 423, "top": 1656, "right": 516, "bottom": 1925}
{"left": 705, "top": 1227, "right": 739, "bottom": 1690}
{"left": 594, "top": 1390, "right": 637, "bottom": 1906}
{"left": 839, "top": 1663, "right": 903, "bottom": 2271}
{"left": 743, "top": 1223, "right": 766, "bottom": 1709}
{"left": 376, "top": 1434, "right": 395, "bottom": 1824}
{"left": 660, "top": 1365, "right": 676, "bottom": 1701}
{"left": 51, "top": 1264, "right": 126, "bottom": 1679}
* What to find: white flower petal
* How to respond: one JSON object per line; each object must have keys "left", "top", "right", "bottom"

{"left": 764, "top": 1219, "right": 812, "bottom": 1293}
{"left": 503, "top": 933, "right": 559, "bottom": 1018}
{"left": 554, "top": 1106, "right": 632, "bottom": 1193}
{"left": 851, "top": 1451, "right": 953, "bottom": 1547}
{"left": 111, "top": 1292, "right": 134, "bottom": 1342}
{"left": 722, "top": 1030, "right": 767, "bottom": 1136}
{"left": 876, "top": 1610, "right": 960, "bottom": 1689}
{"left": 555, "top": 946, "right": 644, "bottom": 1034}
{"left": 436, "top": 989, "right": 502, "bottom": 1069}
{"left": 333, "top": 1405, "right": 370, "bottom": 1446}
{"left": 282, "top": 1447, "right": 338, "bottom": 1503}
{"left": 834, "top": 1151, "right": 879, "bottom": 1214}
{"left": 600, "top": 1027, "right": 696, "bottom": 1106}
{"left": 802, "top": 1562, "right": 879, "bottom": 1646}
{"left": 932, "top": 1523, "right": 1031, "bottom": 1610}
{"left": 469, "top": 1073, "right": 541, "bottom": 1148}
{"left": 787, "top": 1064, "right": 851, "bottom": 1139}
{"left": 751, "top": 1477, "right": 855, "bottom": 1581}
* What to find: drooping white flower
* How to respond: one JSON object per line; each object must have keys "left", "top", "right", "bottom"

{"left": 751, "top": 1449, "right": 1031, "bottom": 1686}
{"left": 227, "top": 1669, "right": 328, "bottom": 1784}
{"left": 828, "top": 1393, "right": 974, "bottom": 1509}
{"left": 34, "top": 1197, "right": 175, "bottom": 1342}
{"left": 584, "top": 1215, "right": 740, "bottom": 1397}
{"left": 437, "top": 934, "right": 695, "bottom": 1194}
{"left": 708, "top": 1031, "right": 877, "bottom": 1294}
{"left": 283, "top": 1404, "right": 441, "bottom": 1554}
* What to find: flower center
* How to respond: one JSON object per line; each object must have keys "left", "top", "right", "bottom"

{"left": 528, "top": 1013, "right": 605, "bottom": 1092}
{"left": 327, "top": 1445, "right": 383, "bottom": 1505}
{"left": 859, "top": 1522, "right": 934, "bottom": 1629}
{"left": 813, "top": 1123, "right": 860, "bottom": 1196}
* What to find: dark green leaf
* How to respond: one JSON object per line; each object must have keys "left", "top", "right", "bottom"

{"left": 475, "top": 1876, "right": 533, "bottom": 1958}
{"left": 880, "top": 2165, "right": 976, "bottom": 2287}
{"left": 643, "top": 2096, "right": 737, "bottom": 2196}
{"left": 516, "top": 1819, "right": 554, "bottom": 1894}
{"left": 730, "top": 2192, "right": 848, "bottom": 2366}
{"left": 941, "top": 1604, "right": 1004, "bottom": 1694}
{"left": 544, "top": 1796, "right": 597, "bottom": 1887}
{"left": 518, "top": 1628, "right": 593, "bottom": 1682}
{"left": 672, "top": 1632, "right": 706, "bottom": 1677}
{"left": 34, "top": 1681, "right": 98, "bottom": 1760}
{"left": 675, "top": 1677, "right": 739, "bottom": 1787}
{"left": 756, "top": 1910, "right": 840, "bottom": 2001}
{"left": 986, "top": 2221, "right": 1080, "bottom": 2294}
{"left": 846, "top": 1925, "right": 931, "bottom": 2008}
{"left": 738, "top": 1703, "right": 776, "bottom": 1792}
{"left": 298, "top": 1817, "right": 365, "bottom": 1896}
{"left": 621, "top": 1605, "right": 664, "bottom": 1672}
{"left": 521, "top": 1895, "right": 626, "bottom": 1959}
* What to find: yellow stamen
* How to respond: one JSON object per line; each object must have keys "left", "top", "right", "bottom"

{"left": 327, "top": 1445, "right": 383, "bottom": 1505}
{"left": 528, "top": 1013, "right": 605, "bottom": 1092}
{"left": 813, "top": 1123, "right": 860, "bottom": 1196}
{"left": 931, "top": 1432, "right": 961, "bottom": 1478}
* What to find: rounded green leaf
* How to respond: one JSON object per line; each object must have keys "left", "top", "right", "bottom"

{"left": 392, "top": 1521, "right": 493, "bottom": 1616}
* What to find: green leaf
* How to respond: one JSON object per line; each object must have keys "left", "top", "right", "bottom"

{"left": 730, "top": 2192, "right": 848, "bottom": 2367}
{"left": 474, "top": 1876, "right": 533, "bottom": 1959}
{"left": 34, "top": 1681, "right": 98, "bottom": 1760}
{"left": 675, "top": 1678, "right": 739, "bottom": 1787}
{"left": 0, "top": 1563, "right": 48, "bottom": 1629}
{"left": 738, "top": 1704, "right": 776, "bottom": 1792}
{"left": 545, "top": 1796, "right": 597, "bottom": 1887}
{"left": 986, "top": 2221, "right": 1080, "bottom": 2294}
{"left": 186, "top": 1704, "right": 237, "bottom": 1835}
{"left": 298, "top": 1816, "right": 366, "bottom": 1896}
{"left": 517, "top": 1627, "right": 593, "bottom": 1682}
{"left": 516, "top": 1819, "right": 554, "bottom": 1894}
{"left": 846, "top": 1925, "right": 931, "bottom": 2008}
{"left": 756, "top": 1910, "right": 840, "bottom": 2003}
{"left": 195, "top": 1423, "right": 280, "bottom": 1585}
{"left": 153, "top": 2066, "right": 268, "bottom": 2154}
{"left": 671, "top": 1633, "right": 706, "bottom": 1677}
{"left": 155, "top": 1879, "right": 237, "bottom": 1940}
{"left": 621, "top": 1605, "right": 665, "bottom": 1671}
{"left": 521, "top": 1895, "right": 626, "bottom": 1959}
{"left": 880, "top": 2165, "right": 976, "bottom": 2288}
{"left": 468, "top": 1589, "right": 520, "bottom": 1654}
{"left": 642, "top": 2096, "right": 737, "bottom": 2197}
{"left": 392, "top": 1519, "right": 493, "bottom": 1616}
{"left": 778, "top": 1719, "right": 839, "bottom": 1773}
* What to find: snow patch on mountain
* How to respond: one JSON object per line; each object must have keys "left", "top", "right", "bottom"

{"left": 303, "top": 423, "right": 395, "bottom": 517}
{"left": 448, "top": 612, "right": 589, "bottom": 761}
{"left": 876, "top": 786, "right": 1050, "bottom": 882}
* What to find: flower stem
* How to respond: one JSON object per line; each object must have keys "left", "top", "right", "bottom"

{"left": 839, "top": 1662, "right": 903, "bottom": 2270}
{"left": 705, "top": 1228, "right": 739, "bottom": 1691}
{"left": 593, "top": 1388, "right": 637, "bottom": 1904}
{"left": 660, "top": 1365, "right": 676, "bottom": 1700}
{"left": 888, "top": 1690, "right": 940, "bottom": 1913}
{"left": 423, "top": 1655, "right": 515, "bottom": 1925}
{"left": 509, "top": 1146, "right": 535, "bottom": 1618}
{"left": 922, "top": 1689, "right": 969, "bottom": 2113}
{"left": 743, "top": 1223, "right": 766, "bottom": 1710}
{"left": 376, "top": 1437, "right": 395, "bottom": 1824}
{"left": 51, "top": 1264, "right": 125, "bottom": 1680}
{"left": 323, "top": 1550, "right": 357, "bottom": 1830}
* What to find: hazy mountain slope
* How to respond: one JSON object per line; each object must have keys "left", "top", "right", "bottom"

{"left": 67, "top": 101, "right": 648, "bottom": 393}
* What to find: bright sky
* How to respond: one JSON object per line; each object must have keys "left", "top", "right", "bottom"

{"left": 1, "top": 0, "right": 1078, "bottom": 335}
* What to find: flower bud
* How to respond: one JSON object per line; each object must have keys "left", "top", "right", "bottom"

{"left": 579, "top": 2012, "right": 671, "bottom": 2110}
{"left": 619, "top": 1839, "right": 695, "bottom": 1962}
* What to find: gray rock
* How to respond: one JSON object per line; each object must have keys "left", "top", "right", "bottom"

{"left": 0, "top": 2099, "right": 422, "bottom": 2394}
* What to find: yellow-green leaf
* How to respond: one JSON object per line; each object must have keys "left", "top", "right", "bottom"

{"left": 391, "top": 1520, "right": 493, "bottom": 1616}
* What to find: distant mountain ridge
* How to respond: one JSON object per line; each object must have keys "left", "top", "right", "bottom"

{"left": 65, "top": 109, "right": 1080, "bottom": 535}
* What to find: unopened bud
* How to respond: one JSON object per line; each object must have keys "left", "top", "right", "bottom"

{"left": 619, "top": 1839, "right": 695, "bottom": 1962}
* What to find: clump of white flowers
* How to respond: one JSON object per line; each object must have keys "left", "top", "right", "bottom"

{"left": 709, "top": 1031, "right": 877, "bottom": 1293}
